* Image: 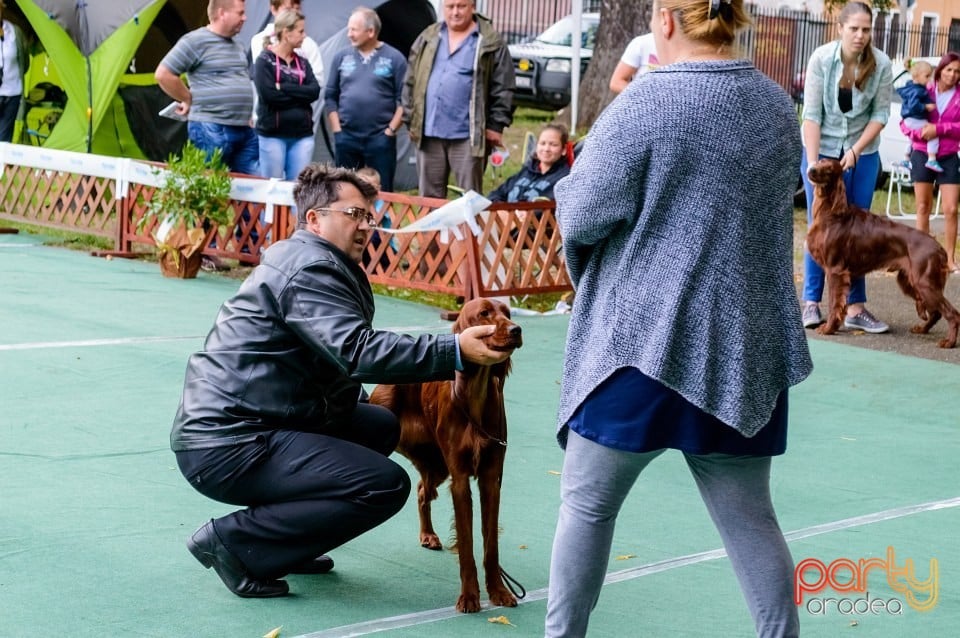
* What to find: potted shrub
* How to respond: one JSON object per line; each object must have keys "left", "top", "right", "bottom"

{"left": 141, "top": 142, "right": 233, "bottom": 278}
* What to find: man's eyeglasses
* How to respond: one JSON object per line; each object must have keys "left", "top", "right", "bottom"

{"left": 313, "top": 207, "right": 378, "bottom": 227}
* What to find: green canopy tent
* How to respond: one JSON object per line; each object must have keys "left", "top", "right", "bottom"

{"left": 11, "top": 0, "right": 438, "bottom": 177}
{"left": 14, "top": 0, "right": 172, "bottom": 159}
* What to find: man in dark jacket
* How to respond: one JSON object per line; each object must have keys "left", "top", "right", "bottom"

{"left": 172, "top": 164, "right": 510, "bottom": 598}
{"left": 402, "top": 0, "right": 515, "bottom": 198}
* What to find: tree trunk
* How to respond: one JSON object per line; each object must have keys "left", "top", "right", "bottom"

{"left": 576, "top": 0, "right": 653, "bottom": 134}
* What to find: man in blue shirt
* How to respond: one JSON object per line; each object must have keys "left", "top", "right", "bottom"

{"left": 403, "top": 0, "right": 514, "bottom": 198}
{"left": 325, "top": 7, "right": 407, "bottom": 192}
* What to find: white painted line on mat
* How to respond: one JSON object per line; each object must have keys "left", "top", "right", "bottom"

{"left": 0, "top": 335, "right": 204, "bottom": 351}
{"left": 293, "top": 495, "right": 960, "bottom": 638}
{"left": 379, "top": 325, "right": 445, "bottom": 333}
{"left": 0, "top": 326, "right": 442, "bottom": 352}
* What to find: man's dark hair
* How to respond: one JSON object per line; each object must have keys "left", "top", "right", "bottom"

{"left": 293, "top": 164, "right": 378, "bottom": 228}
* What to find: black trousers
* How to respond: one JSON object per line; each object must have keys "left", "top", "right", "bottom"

{"left": 175, "top": 403, "right": 411, "bottom": 579}
{"left": 0, "top": 95, "right": 20, "bottom": 143}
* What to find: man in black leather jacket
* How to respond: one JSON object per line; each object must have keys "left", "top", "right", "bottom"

{"left": 172, "top": 164, "right": 510, "bottom": 598}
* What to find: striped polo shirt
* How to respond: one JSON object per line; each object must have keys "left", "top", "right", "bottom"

{"left": 160, "top": 27, "right": 254, "bottom": 126}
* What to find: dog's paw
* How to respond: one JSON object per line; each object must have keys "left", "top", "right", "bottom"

{"left": 456, "top": 591, "right": 482, "bottom": 613}
{"left": 420, "top": 533, "right": 443, "bottom": 550}
{"left": 937, "top": 337, "right": 956, "bottom": 348}
{"left": 816, "top": 323, "right": 839, "bottom": 336}
{"left": 489, "top": 587, "right": 518, "bottom": 608}
{"left": 910, "top": 324, "right": 928, "bottom": 335}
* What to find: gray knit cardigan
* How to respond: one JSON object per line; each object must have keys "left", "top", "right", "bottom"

{"left": 554, "top": 59, "right": 813, "bottom": 446}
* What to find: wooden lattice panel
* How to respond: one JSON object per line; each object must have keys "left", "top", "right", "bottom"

{"left": 0, "top": 155, "right": 571, "bottom": 302}
{"left": 365, "top": 193, "right": 471, "bottom": 298}
{"left": 472, "top": 202, "right": 571, "bottom": 298}
{"left": 123, "top": 182, "right": 292, "bottom": 264}
{"left": 0, "top": 163, "right": 118, "bottom": 239}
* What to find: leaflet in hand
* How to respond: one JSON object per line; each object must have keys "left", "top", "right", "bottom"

{"left": 159, "top": 102, "right": 187, "bottom": 121}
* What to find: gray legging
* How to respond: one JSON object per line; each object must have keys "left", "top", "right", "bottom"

{"left": 545, "top": 430, "right": 799, "bottom": 638}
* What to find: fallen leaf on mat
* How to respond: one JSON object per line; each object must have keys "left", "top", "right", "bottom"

{"left": 263, "top": 626, "right": 282, "bottom": 638}
{"left": 519, "top": 544, "right": 527, "bottom": 549}
{"left": 488, "top": 615, "right": 516, "bottom": 627}
{"left": 547, "top": 470, "right": 561, "bottom": 475}
{"left": 615, "top": 554, "right": 637, "bottom": 561}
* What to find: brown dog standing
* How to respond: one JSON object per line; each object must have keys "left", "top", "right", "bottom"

{"left": 369, "top": 298, "right": 523, "bottom": 612}
{"left": 806, "top": 158, "right": 959, "bottom": 347}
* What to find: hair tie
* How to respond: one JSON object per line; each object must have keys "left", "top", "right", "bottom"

{"left": 708, "top": 0, "right": 733, "bottom": 20}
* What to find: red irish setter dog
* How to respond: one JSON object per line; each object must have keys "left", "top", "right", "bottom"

{"left": 806, "top": 158, "right": 959, "bottom": 348}
{"left": 369, "top": 298, "right": 523, "bottom": 612}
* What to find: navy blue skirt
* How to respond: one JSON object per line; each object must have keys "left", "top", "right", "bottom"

{"left": 566, "top": 367, "right": 788, "bottom": 456}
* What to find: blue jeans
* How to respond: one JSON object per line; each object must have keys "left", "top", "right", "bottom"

{"left": 258, "top": 134, "right": 315, "bottom": 181}
{"left": 334, "top": 130, "right": 398, "bottom": 191}
{"left": 800, "top": 151, "right": 879, "bottom": 304}
{"left": 188, "top": 121, "right": 259, "bottom": 176}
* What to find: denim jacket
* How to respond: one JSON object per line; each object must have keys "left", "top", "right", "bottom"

{"left": 802, "top": 41, "right": 892, "bottom": 157}
{"left": 897, "top": 81, "right": 934, "bottom": 120}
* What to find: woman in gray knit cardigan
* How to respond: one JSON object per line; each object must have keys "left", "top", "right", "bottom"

{"left": 544, "top": 0, "right": 813, "bottom": 636}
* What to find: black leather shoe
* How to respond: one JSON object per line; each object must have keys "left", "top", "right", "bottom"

{"left": 289, "top": 555, "right": 335, "bottom": 575}
{"left": 187, "top": 521, "right": 289, "bottom": 598}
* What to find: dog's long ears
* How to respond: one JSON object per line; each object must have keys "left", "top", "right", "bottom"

{"left": 452, "top": 313, "right": 467, "bottom": 334}
{"left": 491, "top": 358, "right": 511, "bottom": 380}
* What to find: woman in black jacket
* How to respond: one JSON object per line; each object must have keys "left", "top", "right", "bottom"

{"left": 254, "top": 9, "right": 320, "bottom": 180}
{"left": 487, "top": 123, "right": 570, "bottom": 202}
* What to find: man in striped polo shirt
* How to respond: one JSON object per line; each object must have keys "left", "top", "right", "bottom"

{"left": 155, "top": 0, "right": 258, "bottom": 177}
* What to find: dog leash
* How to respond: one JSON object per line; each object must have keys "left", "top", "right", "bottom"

{"left": 469, "top": 416, "right": 507, "bottom": 447}
{"left": 499, "top": 566, "right": 526, "bottom": 600}
{"left": 451, "top": 390, "right": 508, "bottom": 447}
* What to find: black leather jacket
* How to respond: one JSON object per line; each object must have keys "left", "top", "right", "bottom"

{"left": 171, "top": 230, "right": 457, "bottom": 451}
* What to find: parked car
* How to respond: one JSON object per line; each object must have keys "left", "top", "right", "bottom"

{"left": 509, "top": 13, "right": 599, "bottom": 111}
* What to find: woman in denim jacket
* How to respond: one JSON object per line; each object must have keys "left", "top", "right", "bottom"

{"left": 799, "top": 1, "right": 893, "bottom": 333}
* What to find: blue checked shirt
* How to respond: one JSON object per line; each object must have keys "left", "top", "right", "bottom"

{"left": 801, "top": 41, "right": 892, "bottom": 157}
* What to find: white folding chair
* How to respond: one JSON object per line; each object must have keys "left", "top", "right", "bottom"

{"left": 884, "top": 163, "right": 941, "bottom": 220}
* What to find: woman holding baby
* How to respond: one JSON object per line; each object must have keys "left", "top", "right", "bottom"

{"left": 901, "top": 52, "right": 960, "bottom": 274}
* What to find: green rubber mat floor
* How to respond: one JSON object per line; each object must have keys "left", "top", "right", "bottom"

{"left": 2, "top": 232, "right": 957, "bottom": 637}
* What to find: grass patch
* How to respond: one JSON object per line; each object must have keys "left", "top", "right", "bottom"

{"left": 372, "top": 284, "right": 460, "bottom": 311}
{"left": 369, "top": 285, "right": 566, "bottom": 314}
{"left": 0, "top": 220, "right": 114, "bottom": 252}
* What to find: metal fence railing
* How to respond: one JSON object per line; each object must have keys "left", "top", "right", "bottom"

{"left": 742, "top": 7, "right": 958, "bottom": 105}
{"left": 479, "top": 2, "right": 957, "bottom": 102}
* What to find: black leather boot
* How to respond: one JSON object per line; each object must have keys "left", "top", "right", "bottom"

{"left": 187, "top": 520, "right": 289, "bottom": 598}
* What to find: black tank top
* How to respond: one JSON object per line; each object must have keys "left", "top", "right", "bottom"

{"left": 838, "top": 87, "right": 853, "bottom": 113}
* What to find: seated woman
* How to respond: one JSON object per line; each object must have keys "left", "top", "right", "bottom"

{"left": 487, "top": 123, "right": 570, "bottom": 202}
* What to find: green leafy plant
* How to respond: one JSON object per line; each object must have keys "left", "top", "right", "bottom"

{"left": 143, "top": 141, "right": 233, "bottom": 230}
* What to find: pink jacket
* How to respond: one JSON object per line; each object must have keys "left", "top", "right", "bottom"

{"left": 900, "top": 83, "right": 960, "bottom": 156}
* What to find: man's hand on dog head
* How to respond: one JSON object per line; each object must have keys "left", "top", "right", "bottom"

{"left": 459, "top": 326, "right": 512, "bottom": 365}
